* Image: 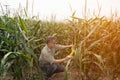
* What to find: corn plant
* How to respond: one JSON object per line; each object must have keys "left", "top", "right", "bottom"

{"left": 0, "top": 15, "right": 42, "bottom": 80}
{"left": 0, "top": 4, "right": 120, "bottom": 80}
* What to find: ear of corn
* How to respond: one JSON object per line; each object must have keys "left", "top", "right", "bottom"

{"left": 69, "top": 46, "right": 76, "bottom": 56}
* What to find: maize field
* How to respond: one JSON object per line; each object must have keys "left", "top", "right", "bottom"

{"left": 0, "top": 1, "right": 120, "bottom": 80}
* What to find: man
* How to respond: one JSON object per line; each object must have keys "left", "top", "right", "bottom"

{"left": 39, "top": 36, "right": 72, "bottom": 80}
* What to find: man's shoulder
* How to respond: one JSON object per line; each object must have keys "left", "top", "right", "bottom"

{"left": 41, "top": 46, "right": 46, "bottom": 52}
{"left": 55, "top": 44, "right": 62, "bottom": 50}
{"left": 41, "top": 45, "right": 48, "bottom": 53}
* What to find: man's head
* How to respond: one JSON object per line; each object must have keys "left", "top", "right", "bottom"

{"left": 46, "top": 36, "right": 56, "bottom": 48}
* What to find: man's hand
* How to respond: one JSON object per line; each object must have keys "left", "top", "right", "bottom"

{"left": 65, "top": 55, "right": 73, "bottom": 60}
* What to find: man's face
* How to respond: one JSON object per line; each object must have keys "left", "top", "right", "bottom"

{"left": 48, "top": 40, "right": 56, "bottom": 48}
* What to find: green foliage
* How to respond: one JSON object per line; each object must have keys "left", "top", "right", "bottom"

{"left": 0, "top": 15, "right": 40, "bottom": 80}
{"left": 0, "top": 52, "right": 31, "bottom": 79}
{"left": 0, "top": 12, "right": 120, "bottom": 80}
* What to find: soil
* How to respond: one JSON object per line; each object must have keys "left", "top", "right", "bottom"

{"left": 1, "top": 66, "right": 120, "bottom": 80}
{"left": 50, "top": 68, "right": 81, "bottom": 80}
{"left": 50, "top": 68, "right": 120, "bottom": 80}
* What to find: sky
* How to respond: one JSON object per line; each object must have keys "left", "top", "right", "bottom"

{"left": 0, "top": 0, "right": 120, "bottom": 21}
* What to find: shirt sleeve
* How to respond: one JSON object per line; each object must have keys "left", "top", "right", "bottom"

{"left": 55, "top": 44, "right": 63, "bottom": 51}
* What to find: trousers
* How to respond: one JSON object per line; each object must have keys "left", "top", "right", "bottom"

{"left": 40, "top": 63, "right": 64, "bottom": 79}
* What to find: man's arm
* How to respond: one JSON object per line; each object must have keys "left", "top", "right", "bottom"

{"left": 60, "top": 45, "right": 72, "bottom": 49}
{"left": 53, "top": 56, "right": 72, "bottom": 63}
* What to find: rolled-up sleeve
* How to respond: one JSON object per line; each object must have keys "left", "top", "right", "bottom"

{"left": 55, "top": 44, "right": 63, "bottom": 51}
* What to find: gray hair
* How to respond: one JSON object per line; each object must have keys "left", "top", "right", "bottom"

{"left": 46, "top": 36, "right": 55, "bottom": 44}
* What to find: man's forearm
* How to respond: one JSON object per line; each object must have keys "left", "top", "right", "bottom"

{"left": 53, "top": 57, "right": 69, "bottom": 63}
{"left": 61, "top": 45, "right": 72, "bottom": 49}
{"left": 53, "top": 59, "right": 65, "bottom": 63}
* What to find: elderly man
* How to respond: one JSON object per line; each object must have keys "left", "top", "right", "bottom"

{"left": 39, "top": 36, "right": 72, "bottom": 80}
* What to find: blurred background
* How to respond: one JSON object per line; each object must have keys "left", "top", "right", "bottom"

{"left": 0, "top": 0, "right": 120, "bottom": 21}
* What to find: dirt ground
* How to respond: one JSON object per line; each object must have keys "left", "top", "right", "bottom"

{"left": 1, "top": 67, "right": 120, "bottom": 80}
{"left": 50, "top": 69, "right": 120, "bottom": 80}
{"left": 50, "top": 68, "right": 81, "bottom": 80}
{"left": 50, "top": 73, "right": 120, "bottom": 80}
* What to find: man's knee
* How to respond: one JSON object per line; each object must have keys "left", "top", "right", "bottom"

{"left": 51, "top": 63, "right": 58, "bottom": 70}
{"left": 59, "top": 65, "right": 64, "bottom": 72}
{"left": 55, "top": 64, "right": 65, "bottom": 72}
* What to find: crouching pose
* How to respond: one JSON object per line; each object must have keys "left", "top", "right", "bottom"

{"left": 39, "top": 36, "right": 72, "bottom": 80}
